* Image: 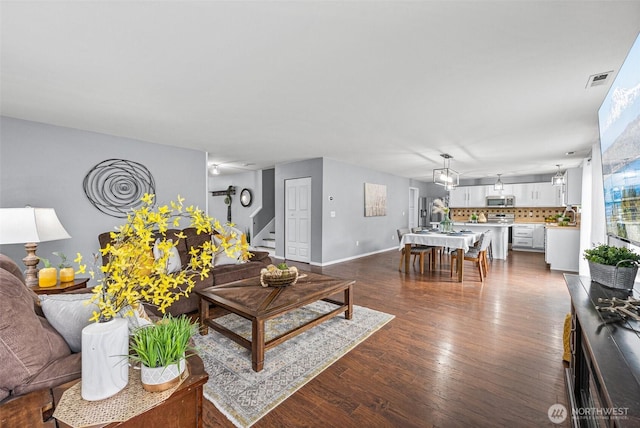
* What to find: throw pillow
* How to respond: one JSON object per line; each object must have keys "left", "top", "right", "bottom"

{"left": 39, "top": 295, "right": 155, "bottom": 352}
{"left": 153, "top": 238, "right": 181, "bottom": 274}
{"left": 39, "top": 294, "right": 98, "bottom": 352}
{"left": 213, "top": 245, "right": 241, "bottom": 266}
{"left": 212, "top": 225, "right": 248, "bottom": 266}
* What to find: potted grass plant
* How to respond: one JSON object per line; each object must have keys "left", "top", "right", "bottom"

{"left": 583, "top": 244, "right": 640, "bottom": 290}
{"left": 129, "top": 314, "right": 198, "bottom": 392}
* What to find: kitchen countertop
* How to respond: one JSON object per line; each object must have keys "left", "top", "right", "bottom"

{"left": 544, "top": 224, "right": 580, "bottom": 229}
{"left": 452, "top": 222, "right": 512, "bottom": 227}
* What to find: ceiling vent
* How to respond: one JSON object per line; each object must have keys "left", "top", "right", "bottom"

{"left": 586, "top": 71, "right": 614, "bottom": 88}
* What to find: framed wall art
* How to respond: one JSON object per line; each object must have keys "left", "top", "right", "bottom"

{"left": 364, "top": 183, "right": 387, "bottom": 217}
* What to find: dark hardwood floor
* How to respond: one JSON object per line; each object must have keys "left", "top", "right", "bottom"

{"left": 203, "top": 249, "right": 570, "bottom": 427}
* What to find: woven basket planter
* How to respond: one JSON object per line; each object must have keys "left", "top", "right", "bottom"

{"left": 588, "top": 260, "right": 638, "bottom": 290}
{"left": 260, "top": 266, "right": 299, "bottom": 287}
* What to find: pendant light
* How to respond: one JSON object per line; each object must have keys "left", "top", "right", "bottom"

{"left": 551, "top": 164, "right": 564, "bottom": 186}
{"left": 433, "top": 154, "right": 459, "bottom": 189}
{"left": 494, "top": 174, "right": 504, "bottom": 191}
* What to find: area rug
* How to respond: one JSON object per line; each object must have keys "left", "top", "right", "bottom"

{"left": 191, "top": 301, "right": 394, "bottom": 428}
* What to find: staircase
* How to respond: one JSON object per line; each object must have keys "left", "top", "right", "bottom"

{"left": 254, "top": 231, "right": 275, "bottom": 257}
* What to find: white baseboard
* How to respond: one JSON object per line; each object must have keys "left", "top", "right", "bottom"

{"left": 298, "top": 247, "right": 397, "bottom": 267}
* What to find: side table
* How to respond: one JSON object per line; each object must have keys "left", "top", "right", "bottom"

{"left": 31, "top": 277, "right": 89, "bottom": 295}
{"left": 53, "top": 354, "right": 209, "bottom": 428}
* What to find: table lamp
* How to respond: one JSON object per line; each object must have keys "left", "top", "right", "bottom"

{"left": 0, "top": 207, "right": 72, "bottom": 286}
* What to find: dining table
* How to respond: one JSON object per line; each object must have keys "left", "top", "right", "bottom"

{"left": 399, "top": 230, "right": 481, "bottom": 282}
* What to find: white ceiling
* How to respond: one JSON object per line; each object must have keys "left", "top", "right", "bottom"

{"left": 2, "top": 1, "right": 640, "bottom": 181}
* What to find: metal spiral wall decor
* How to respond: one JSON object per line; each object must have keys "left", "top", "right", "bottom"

{"left": 83, "top": 159, "right": 156, "bottom": 218}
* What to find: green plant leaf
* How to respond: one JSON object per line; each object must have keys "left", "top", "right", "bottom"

{"left": 583, "top": 244, "right": 640, "bottom": 268}
{"left": 129, "top": 314, "right": 198, "bottom": 368}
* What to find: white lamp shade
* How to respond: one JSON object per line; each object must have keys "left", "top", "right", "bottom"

{"left": 0, "top": 207, "right": 71, "bottom": 244}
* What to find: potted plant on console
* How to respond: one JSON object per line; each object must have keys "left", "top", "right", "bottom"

{"left": 129, "top": 314, "right": 198, "bottom": 392}
{"left": 583, "top": 244, "right": 640, "bottom": 290}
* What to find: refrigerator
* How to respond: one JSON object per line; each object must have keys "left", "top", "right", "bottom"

{"left": 420, "top": 197, "right": 446, "bottom": 227}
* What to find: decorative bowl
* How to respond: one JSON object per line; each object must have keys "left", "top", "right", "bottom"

{"left": 260, "top": 265, "right": 299, "bottom": 287}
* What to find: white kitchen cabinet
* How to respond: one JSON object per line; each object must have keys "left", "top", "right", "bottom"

{"left": 512, "top": 183, "right": 533, "bottom": 206}
{"left": 468, "top": 186, "right": 488, "bottom": 207}
{"left": 532, "top": 224, "right": 545, "bottom": 249}
{"left": 535, "top": 182, "right": 561, "bottom": 206}
{"left": 512, "top": 224, "right": 535, "bottom": 251}
{"left": 486, "top": 183, "right": 514, "bottom": 197}
{"left": 545, "top": 227, "right": 580, "bottom": 272}
{"left": 562, "top": 167, "right": 583, "bottom": 206}
{"left": 512, "top": 223, "right": 545, "bottom": 252}
{"left": 512, "top": 182, "right": 561, "bottom": 207}
{"left": 449, "top": 186, "right": 487, "bottom": 207}
{"left": 448, "top": 186, "right": 467, "bottom": 207}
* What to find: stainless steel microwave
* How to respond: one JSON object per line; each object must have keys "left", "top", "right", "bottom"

{"left": 486, "top": 195, "right": 515, "bottom": 207}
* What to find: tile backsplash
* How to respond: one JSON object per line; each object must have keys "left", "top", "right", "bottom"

{"left": 450, "top": 207, "right": 576, "bottom": 222}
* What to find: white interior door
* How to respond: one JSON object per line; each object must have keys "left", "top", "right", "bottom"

{"left": 409, "top": 187, "right": 419, "bottom": 229}
{"left": 285, "top": 177, "right": 311, "bottom": 263}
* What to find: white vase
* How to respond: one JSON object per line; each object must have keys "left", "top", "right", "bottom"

{"left": 81, "top": 317, "right": 129, "bottom": 401}
{"left": 140, "top": 356, "right": 186, "bottom": 392}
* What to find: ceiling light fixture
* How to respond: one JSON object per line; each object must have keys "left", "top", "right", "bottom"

{"left": 209, "top": 164, "right": 220, "bottom": 175}
{"left": 433, "top": 154, "right": 459, "bottom": 189}
{"left": 494, "top": 174, "right": 504, "bottom": 191}
{"left": 551, "top": 164, "right": 564, "bottom": 186}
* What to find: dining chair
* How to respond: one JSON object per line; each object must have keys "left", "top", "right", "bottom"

{"left": 450, "top": 230, "right": 492, "bottom": 281}
{"left": 411, "top": 227, "right": 445, "bottom": 267}
{"left": 397, "top": 228, "right": 433, "bottom": 274}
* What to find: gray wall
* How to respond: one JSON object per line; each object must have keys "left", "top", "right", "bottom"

{"left": 412, "top": 180, "right": 447, "bottom": 200}
{"left": 206, "top": 168, "right": 275, "bottom": 244}
{"left": 321, "top": 158, "right": 413, "bottom": 263}
{"left": 272, "top": 158, "right": 442, "bottom": 265}
{"left": 275, "top": 158, "right": 324, "bottom": 264}
{"left": 208, "top": 169, "right": 261, "bottom": 236}
{"left": 254, "top": 168, "right": 275, "bottom": 236}
{"left": 0, "top": 117, "right": 207, "bottom": 282}
{"left": 0, "top": 118, "right": 437, "bottom": 270}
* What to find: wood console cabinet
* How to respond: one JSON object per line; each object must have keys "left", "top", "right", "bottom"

{"left": 53, "top": 354, "right": 208, "bottom": 427}
{"left": 564, "top": 274, "right": 640, "bottom": 427}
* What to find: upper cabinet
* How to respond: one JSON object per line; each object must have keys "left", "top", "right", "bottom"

{"left": 448, "top": 186, "right": 467, "bottom": 207}
{"left": 449, "top": 181, "right": 564, "bottom": 208}
{"left": 486, "top": 184, "right": 514, "bottom": 197}
{"left": 562, "top": 167, "right": 583, "bottom": 206}
{"left": 449, "top": 186, "right": 488, "bottom": 207}
{"left": 512, "top": 182, "right": 561, "bottom": 207}
{"left": 468, "top": 186, "right": 488, "bottom": 207}
{"left": 536, "top": 182, "right": 562, "bottom": 206}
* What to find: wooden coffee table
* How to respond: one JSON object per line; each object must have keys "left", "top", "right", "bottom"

{"left": 197, "top": 271, "right": 354, "bottom": 372}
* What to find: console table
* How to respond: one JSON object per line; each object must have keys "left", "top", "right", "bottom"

{"left": 564, "top": 274, "right": 640, "bottom": 427}
{"left": 31, "top": 277, "right": 89, "bottom": 295}
{"left": 53, "top": 354, "right": 208, "bottom": 427}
